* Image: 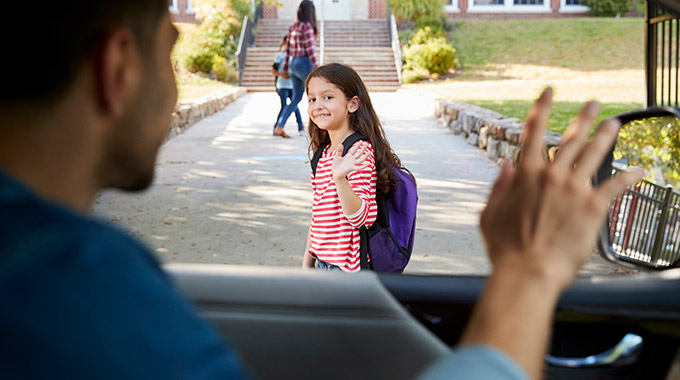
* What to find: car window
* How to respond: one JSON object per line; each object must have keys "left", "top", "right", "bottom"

{"left": 91, "top": 3, "right": 667, "bottom": 278}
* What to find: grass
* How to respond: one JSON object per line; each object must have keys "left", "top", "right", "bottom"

{"left": 466, "top": 99, "right": 643, "bottom": 133}
{"left": 449, "top": 18, "right": 645, "bottom": 73}
{"left": 407, "top": 18, "right": 647, "bottom": 133}
{"left": 176, "top": 71, "right": 234, "bottom": 101}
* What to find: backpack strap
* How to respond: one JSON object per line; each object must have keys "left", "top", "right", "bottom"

{"left": 358, "top": 226, "right": 372, "bottom": 270}
{"left": 341, "top": 133, "right": 368, "bottom": 155}
{"left": 310, "top": 133, "right": 368, "bottom": 177}
{"left": 310, "top": 145, "right": 325, "bottom": 177}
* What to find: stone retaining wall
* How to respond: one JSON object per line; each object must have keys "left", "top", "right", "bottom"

{"left": 434, "top": 99, "right": 563, "bottom": 164}
{"left": 167, "top": 87, "right": 247, "bottom": 140}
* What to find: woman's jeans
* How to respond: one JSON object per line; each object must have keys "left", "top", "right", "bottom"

{"left": 276, "top": 56, "right": 314, "bottom": 128}
{"left": 274, "top": 88, "right": 304, "bottom": 132}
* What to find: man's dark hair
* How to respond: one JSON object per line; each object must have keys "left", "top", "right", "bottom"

{"left": 2, "top": 1, "right": 167, "bottom": 105}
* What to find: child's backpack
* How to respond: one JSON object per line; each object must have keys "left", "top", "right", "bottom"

{"left": 310, "top": 133, "right": 418, "bottom": 273}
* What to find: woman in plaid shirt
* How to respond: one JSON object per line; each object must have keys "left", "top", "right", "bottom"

{"left": 273, "top": 0, "right": 318, "bottom": 139}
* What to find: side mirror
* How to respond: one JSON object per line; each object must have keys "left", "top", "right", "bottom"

{"left": 595, "top": 107, "right": 680, "bottom": 270}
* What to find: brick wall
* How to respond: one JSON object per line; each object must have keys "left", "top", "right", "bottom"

{"left": 448, "top": 0, "right": 589, "bottom": 19}
{"left": 263, "top": 5, "right": 278, "bottom": 19}
{"left": 369, "top": 0, "right": 386, "bottom": 18}
{"left": 170, "top": 0, "right": 198, "bottom": 23}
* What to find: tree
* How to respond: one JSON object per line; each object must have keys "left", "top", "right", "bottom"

{"left": 194, "top": 0, "right": 251, "bottom": 41}
{"left": 615, "top": 116, "right": 680, "bottom": 188}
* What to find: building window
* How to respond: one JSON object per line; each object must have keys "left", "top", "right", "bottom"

{"left": 186, "top": 0, "right": 195, "bottom": 13}
{"left": 169, "top": 0, "right": 179, "bottom": 14}
{"left": 560, "top": 0, "right": 589, "bottom": 12}
{"left": 514, "top": 0, "right": 544, "bottom": 4}
{"left": 444, "top": 0, "right": 460, "bottom": 12}
{"left": 468, "top": 0, "right": 551, "bottom": 12}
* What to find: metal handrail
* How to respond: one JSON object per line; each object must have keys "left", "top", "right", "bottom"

{"left": 390, "top": 14, "right": 403, "bottom": 85}
{"left": 319, "top": 20, "right": 325, "bottom": 65}
{"left": 235, "top": 15, "right": 253, "bottom": 86}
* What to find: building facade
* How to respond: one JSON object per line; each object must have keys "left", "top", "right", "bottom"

{"left": 170, "top": 0, "right": 588, "bottom": 24}
{"left": 169, "top": 0, "right": 198, "bottom": 23}
{"left": 262, "top": 0, "right": 387, "bottom": 20}
{"left": 262, "top": 0, "right": 587, "bottom": 20}
{"left": 444, "top": 0, "right": 589, "bottom": 19}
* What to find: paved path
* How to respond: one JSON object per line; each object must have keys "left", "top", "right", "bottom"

{"left": 92, "top": 90, "right": 622, "bottom": 276}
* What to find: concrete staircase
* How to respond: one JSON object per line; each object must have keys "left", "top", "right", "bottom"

{"left": 241, "top": 19, "right": 400, "bottom": 92}
{"left": 323, "top": 20, "right": 399, "bottom": 91}
{"left": 239, "top": 20, "right": 291, "bottom": 91}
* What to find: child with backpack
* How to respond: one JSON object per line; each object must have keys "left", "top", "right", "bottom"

{"left": 302, "top": 63, "right": 417, "bottom": 273}
{"left": 272, "top": 36, "right": 305, "bottom": 136}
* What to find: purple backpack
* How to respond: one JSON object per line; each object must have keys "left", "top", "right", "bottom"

{"left": 311, "top": 133, "right": 418, "bottom": 273}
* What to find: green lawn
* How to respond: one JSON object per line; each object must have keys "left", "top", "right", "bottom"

{"left": 176, "top": 71, "right": 233, "bottom": 101}
{"left": 466, "top": 99, "right": 643, "bottom": 134}
{"left": 416, "top": 18, "right": 647, "bottom": 133}
{"left": 449, "top": 18, "right": 645, "bottom": 73}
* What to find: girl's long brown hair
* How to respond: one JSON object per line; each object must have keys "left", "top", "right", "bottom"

{"left": 306, "top": 63, "right": 405, "bottom": 195}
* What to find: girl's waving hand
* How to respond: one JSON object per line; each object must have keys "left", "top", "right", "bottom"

{"left": 331, "top": 141, "right": 371, "bottom": 180}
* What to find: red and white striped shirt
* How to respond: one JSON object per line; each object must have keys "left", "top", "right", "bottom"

{"left": 309, "top": 142, "right": 377, "bottom": 272}
{"left": 283, "top": 21, "right": 318, "bottom": 72}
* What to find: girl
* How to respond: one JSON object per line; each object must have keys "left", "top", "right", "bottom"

{"left": 273, "top": 0, "right": 318, "bottom": 139}
{"left": 302, "top": 63, "right": 406, "bottom": 272}
{"left": 272, "top": 36, "right": 305, "bottom": 136}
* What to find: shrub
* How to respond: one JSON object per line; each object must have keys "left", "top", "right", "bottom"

{"left": 402, "top": 67, "right": 431, "bottom": 83}
{"left": 403, "top": 27, "right": 458, "bottom": 74}
{"left": 408, "top": 26, "right": 446, "bottom": 46}
{"left": 212, "top": 56, "right": 239, "bottom": 83}
{"left": 581, "top": 0, "right": 633, "bottom": 16}
{"left": 389, "top": 0, "right": 445, "bottom": 24}
{"left": 398, "top": 27, "right": 417, "bottom": 47}
{"left": 175, "top": 29, "right": 224, "bottom": 73}
{"left": 173, "top": 0, "right": 249, "bottom": 81}
{"left": 615, "top": 116, "right": 680, "bottom": 188}
{"left": 414, "top": 15, "right": 445, "bottom": 33}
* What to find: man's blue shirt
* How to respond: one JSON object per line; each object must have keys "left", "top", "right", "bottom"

{"left": 0, "top": 171, "right": 246, "bottom": 379}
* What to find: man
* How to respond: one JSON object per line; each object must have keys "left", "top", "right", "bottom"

{"left": 0, "top": 1, "right": 641, "bottom": 379}
{"left": 0, "top": 2, "right": 245, "bottom": 378}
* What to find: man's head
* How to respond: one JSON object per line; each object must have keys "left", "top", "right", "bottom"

{"left": 0, "top": 1, "right": 178, "bottom": 205}
{"left": 2, "top": 1, "right": 169, "bottom": 106}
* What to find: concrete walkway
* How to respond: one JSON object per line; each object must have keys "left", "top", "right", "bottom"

{"left": 92, "top": 90, "right": 622, "bottom": 276}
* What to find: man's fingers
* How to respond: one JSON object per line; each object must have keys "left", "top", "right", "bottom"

{"left": 488, "top": 160, "right": 515, "bottom": 203}
{"left": 552, "top": 101, "right": 599, "bottom": 172}
{"left": 573, "top": 118, "right": 621, "bottom": 180}
{"left": 563, "top": 101, "right": 600, "bottom": 141}
{"left": 596, "top": 167, "right": 644, "bottom": 204}
{"left": 520, "top": 88, "right": 553, "bottom": 172}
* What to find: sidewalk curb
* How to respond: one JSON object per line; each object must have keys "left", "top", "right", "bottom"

{"left": 167, "top": 87, "right": 247, "bottom": 140}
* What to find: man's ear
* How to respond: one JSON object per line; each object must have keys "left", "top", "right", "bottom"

{"left": 348, "top": 96, "right": 360, "bottom": 114}
{"left": 95, "top": 29, "right": 141, "bottom": 117}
